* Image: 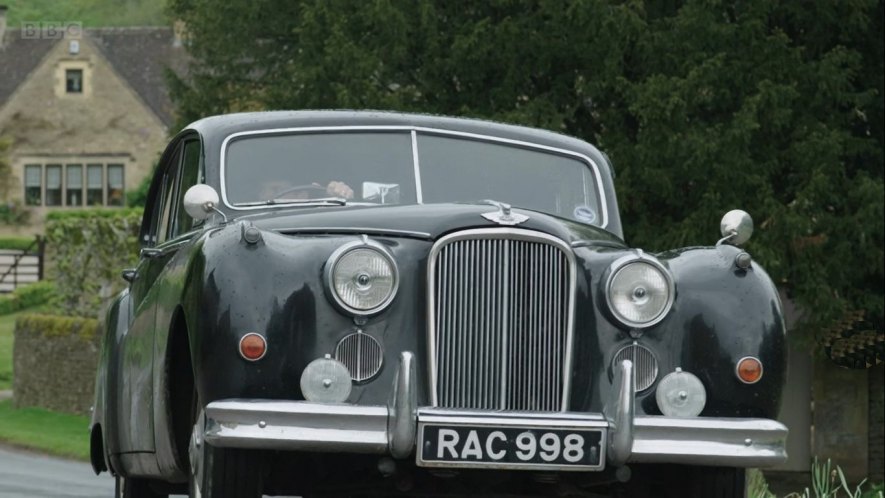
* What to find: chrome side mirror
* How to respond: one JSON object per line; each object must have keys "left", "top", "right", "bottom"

{"left": 183, "top": 184, "right": 222, "bottom": 221}
{"left": 718, "top": 209, "right": 753, "bottom": 246}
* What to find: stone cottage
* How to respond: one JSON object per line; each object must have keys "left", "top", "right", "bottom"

{"left": 0, "top": 5, "right": 187, "bottom": 236}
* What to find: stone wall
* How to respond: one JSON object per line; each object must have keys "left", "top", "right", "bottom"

{"left": 870, "top": 364, "right": 884, "bottom": 482}
{"left": 812, "top": 358, "right": 869, "bottom": 481}
{"left": 12, "top": 314, "right": 100, "bottom": 416}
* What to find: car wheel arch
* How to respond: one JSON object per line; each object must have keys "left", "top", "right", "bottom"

{"left": 90, "top": 423, "right": 109, "bottom": 475}
{"left": 165, "top": 306, "right": 196, "bottom": 475}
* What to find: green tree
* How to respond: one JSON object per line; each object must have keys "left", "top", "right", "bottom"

{"left": 168, "top": 0, "right": 884, "bottom": 350}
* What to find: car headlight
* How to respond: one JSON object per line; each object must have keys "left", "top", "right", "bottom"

{"left": 326, "top": 240, "right": 398, "bottom": 315}
{"left": 605, "top": 253, "right": 674, "bottom": 328}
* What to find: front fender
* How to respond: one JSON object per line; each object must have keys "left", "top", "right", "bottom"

{"left": 91, "top": 288, "right": 130, "bottom": 475}
{"left": 650, "top": 244, "right": 787, "bottom": 418}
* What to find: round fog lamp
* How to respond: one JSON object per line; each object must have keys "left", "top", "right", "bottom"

{"left": 655, "top": 368, "right": 706, "bottom": 417}
{"left": 300, "top": 355, "right": 352, "bottom": 403}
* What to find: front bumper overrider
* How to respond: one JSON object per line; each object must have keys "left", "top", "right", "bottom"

{"left": 203, "top": 352, "right": 788, "bottom": 468}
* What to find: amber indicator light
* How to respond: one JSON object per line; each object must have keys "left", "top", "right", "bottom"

{"left": 239, "top": 333, "right": 267, "bottom": 361}
{"left": 736, "top": 357, "right": 763, "bottom": 384}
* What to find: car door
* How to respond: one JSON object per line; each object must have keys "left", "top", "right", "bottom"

{"left": 119, "top": 140, "right": 186, "bottom": 453}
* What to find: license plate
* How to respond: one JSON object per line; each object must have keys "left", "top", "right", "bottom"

{"left": 418, "top": 424, "right": 605, "bottom": 471}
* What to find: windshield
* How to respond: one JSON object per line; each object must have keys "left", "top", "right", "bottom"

{"left": 223, "top": 130, "right": 604, "bottom": 226}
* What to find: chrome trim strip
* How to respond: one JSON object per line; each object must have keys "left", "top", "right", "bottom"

{"left": 426, "top": 228, "right": 577, "bottom": 411}
{"left": 204, "top": 400, "right": 390, "bottom": 453}
{"left": 603, "top": 251, "right": 676, "bottom": 329}
{"left": 218, "top": 125, "right": 609, "bottom": 228}
{"left": 410, "top": 130, "right": 424, "bottom": 204}
{"left": 388, "top": 352, "right": 417, "bottom": 458}
{"left": 604, "top": 359, "right": 635, "bottom": 466}
{"left": 629, "top": 416, "right": 788, "bottom": 467}
{"left": 324, "top": 238, "right": 400, "bottom": 316}
{"left": 417, "top": 407, "right": 608, "bottom": 427}
{"left": 275, "top": 227, "right": 432, "bottom": 239}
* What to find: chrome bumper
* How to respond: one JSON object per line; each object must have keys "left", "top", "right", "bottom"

{"left": 204, "top": 353, "right": 788, "bottom": 468}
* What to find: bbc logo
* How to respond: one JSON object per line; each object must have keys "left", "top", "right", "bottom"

{"left": 21, "top": 22, "right": 83, "bottom": 39}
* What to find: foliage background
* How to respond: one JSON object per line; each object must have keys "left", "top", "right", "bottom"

{"left": 2, "top": 0, "right": 165, "bottom": 27}
{"left": 168, "top": 0, "right": 884, "bottom": 346}
{"left": 44, "top": 209, "right": 141, "bottom": 318}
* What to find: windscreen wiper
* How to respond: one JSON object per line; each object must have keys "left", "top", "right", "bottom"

{"left": 234, "top": 197, "right": 348, "bottom": 207}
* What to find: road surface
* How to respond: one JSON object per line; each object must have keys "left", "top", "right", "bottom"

{"left": 0, "top": 445, "right": 297, "bottom": 498}
{"left": 0, "top": 445, "right": 115, "bottom": 497}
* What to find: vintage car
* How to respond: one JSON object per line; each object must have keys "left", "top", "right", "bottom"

{"left": 90, "top": 111, "right": 788, "bottom": 498}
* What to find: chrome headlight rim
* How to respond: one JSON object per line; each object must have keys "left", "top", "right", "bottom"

{"left": 604, "top": 252, "right": 675, "bottom": 329}
{"left": 325, "top": 239, "right": 399, "bottom": 316}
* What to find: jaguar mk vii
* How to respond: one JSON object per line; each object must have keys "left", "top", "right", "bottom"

{"left": 90, "top": 111, "right": 788, "bottom": 498}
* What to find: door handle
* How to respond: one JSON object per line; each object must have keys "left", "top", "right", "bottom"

{"left": 140, "top": 247, "right": 163, "bottom": 259}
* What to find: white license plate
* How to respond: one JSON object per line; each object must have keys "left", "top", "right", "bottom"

{"left": 417, "top": 424, "right": 605, "bottom": 471}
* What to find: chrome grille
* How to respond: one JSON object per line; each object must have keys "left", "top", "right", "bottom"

{"left": 428, "top": 229, "right": 575, "bottom": 412}
{"left": 335, "top": 332, "right": 383, "bottom": 382}
{"left": 612, "top": 343, "right": 658, "bottom": 392}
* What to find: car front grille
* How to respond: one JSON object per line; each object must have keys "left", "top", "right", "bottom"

{"left": 428, "top": 229, "right": 575, "bottom": 412}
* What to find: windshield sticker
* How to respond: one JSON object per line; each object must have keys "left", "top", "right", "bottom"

{"left": 573, "top": 206, "right": 597, "bottom": 224}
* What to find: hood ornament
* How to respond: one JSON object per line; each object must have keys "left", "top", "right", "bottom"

{"left": 481, "top": 200, "right": 529, "bottom": 226}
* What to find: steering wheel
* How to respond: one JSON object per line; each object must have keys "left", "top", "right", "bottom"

{"left": 269, "top": 183, "right": 328, "bottom": 200}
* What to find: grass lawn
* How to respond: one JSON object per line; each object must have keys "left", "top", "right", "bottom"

{"left": 0, "top": 399, "right": 91, "bottom": 460}
{"left": 0, "top": 312, "right": 15, "bottom": 391}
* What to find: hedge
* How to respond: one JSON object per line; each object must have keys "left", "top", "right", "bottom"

{"left": 45, "top": 208, "right": 141, "bottom": 317}
{"left": 0, "top": 281, "right": 57, "bottom": 316}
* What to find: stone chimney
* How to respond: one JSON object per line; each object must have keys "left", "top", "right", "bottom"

{"left": 0, "top": 5, "right": 8, "bottom": 49}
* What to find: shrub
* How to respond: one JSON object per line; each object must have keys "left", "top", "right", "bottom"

{"left": 0, "top": 281, "right": 57, "bottom": 316}
{"left": 44, "top": 209, "right": 141, "bottom": 318}
{"left": 0, "top": 236, "right": 38, "bottom": 251}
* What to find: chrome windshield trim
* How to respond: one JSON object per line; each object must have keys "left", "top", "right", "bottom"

{"left": 426, "top": 228, "right": 577, "bottom": 411}
{"left": 410, "top": 130, "right": 424, "bottom": 204}
{"left": 218, "top": 125, "right": 609, "bottom": 228}
{"left": 275, "top": 227, "right": 432, "bottom": 239}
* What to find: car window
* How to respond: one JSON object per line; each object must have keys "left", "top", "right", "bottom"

{"left": 156, "top": 160, "right": 179, "bottom": 245}
{"left": 171, "top": 140, "right": 203, "bottom": 237}
{"left": 224, "top": 132, "right": 416, "bottom": 206}
{"left": 417, "top": 134, "right": 603, "bottom": 225}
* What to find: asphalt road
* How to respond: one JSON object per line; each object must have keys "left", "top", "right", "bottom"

{"left": 0, "top": 445, "right": 115, "bottom": 498}
{"left": 0, "top": 446, "right": 297, "bottom": 498}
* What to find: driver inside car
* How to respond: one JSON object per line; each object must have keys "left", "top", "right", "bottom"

{"left": 259, "top": 179, "right": 354, "bottom": 201}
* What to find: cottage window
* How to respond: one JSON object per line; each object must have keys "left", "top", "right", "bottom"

{"left": 21, "top": 162, "right": 129, "bottom": 207}
{"left": 107, "top": 164, "right": 125, "bottom": 206}
{"left": 24, "top": 165, "right": 42, "bottom": 206}
{"left": 87, "top": 164, "right": 104, "bottom": 205}
{"left": 66, "top": 164, "right": 83, "bottom": 206}
{"left": 45, "top": 165, "right": 63, "bottom": 206}
{"left": 66, "top": 69, "right": 83, "bottom": 93}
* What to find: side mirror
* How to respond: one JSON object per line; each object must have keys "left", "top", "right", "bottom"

{"left": 719, "top": 209, "right": 753, "bottom": 246}
{"left": 183, "top": 184, "right": 221, "bottom": 221}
